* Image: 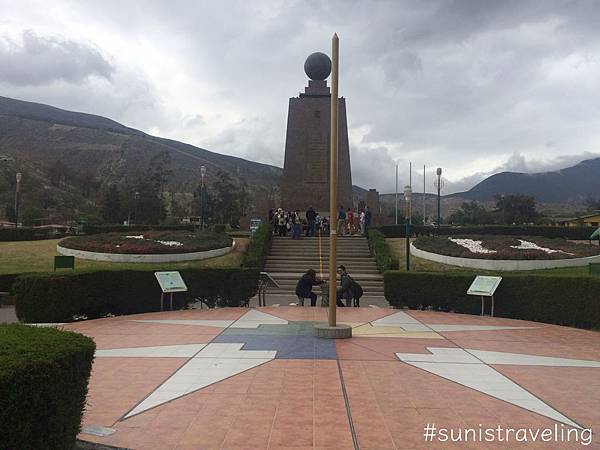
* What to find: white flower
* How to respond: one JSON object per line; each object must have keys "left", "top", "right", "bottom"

{"left": 510, "top": 240, "right": 573, "bottom": 255}
{"left": 125, "top": 235, "right": 145, "bottom": 239}
{"left": 448, "top": 237, "right": 497, "bottom": 254}
{"left": 156, "top": 240, "right": 183, "bottom": 247}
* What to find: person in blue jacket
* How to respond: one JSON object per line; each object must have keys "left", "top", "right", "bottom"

{"left": 295, "top": 268, "right": 325, "bottom": 307}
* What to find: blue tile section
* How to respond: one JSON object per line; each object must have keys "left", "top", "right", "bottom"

{"left": 213, "top": 334, "right": 337, "bottom": 360}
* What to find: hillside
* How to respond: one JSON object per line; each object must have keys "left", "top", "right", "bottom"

{"left": 0, "top": 96, "right": 283, "bottom": 222}
{"left": 452, "top": 158, "right": 600, "bottom": 203}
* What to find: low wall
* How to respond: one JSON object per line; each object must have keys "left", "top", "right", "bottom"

{"left": 57, "top": 241, "right": 235, "bottom": 263}
{"left": 410, "top": 243, "right": 600, "bottom": 271}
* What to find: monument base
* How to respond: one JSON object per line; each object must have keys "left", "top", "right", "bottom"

{"left": 313, "top": 323, "right": 352, "bottom": 339}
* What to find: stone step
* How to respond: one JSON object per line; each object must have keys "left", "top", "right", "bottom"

{"left": 266, "top": 257, "right": 376, "bottom": 264}
{"left": 266, "top": 272, "right": 383, "bottom": 281}
{"left": 268, "top": 250, "right": 371, "bottom": 256}
{"left": 266, "top": 269, "right": 381, "bottom": 276}
{"left": 269, "top": 255, "right": 372, "bottom": 260}
{"left": 269, "top": 281, "right": 384, "bottom": 288}
{"left": 266, "top": 264, "right": 380, "bottom": 271}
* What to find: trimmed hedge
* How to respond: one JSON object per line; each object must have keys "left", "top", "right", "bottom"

{"left": 242, "top": 223, "right": 272, "bottom": 269}
{"left": 0, "top": 324, "right": 95, "bottom": 450}
{"left": 384, "top": 271, "right": 600, "bottom": 329}
{"left": 82, "top": 224, "right": 196, "bottom": 235}
{"left": 0, "top": 227, "right": 67, "bottom": 242}
{"left": 0, "top": 274, "right": 17, "bottom": 293}
{"left": 377, "top": 224, "right": 599, "bottom": 240}
{"left": 367, "top": 228, "right": 397, "bottom": 271}
{"left": 14, "top": 268, "right": 260, "bottom": 323}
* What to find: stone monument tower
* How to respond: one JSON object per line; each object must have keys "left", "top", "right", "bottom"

{"left": 281, "top": 52, "right": 353, "bottom": 213}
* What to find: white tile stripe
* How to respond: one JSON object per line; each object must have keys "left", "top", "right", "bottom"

{"left": 429, "top": 324, "right": 536, "bottom": 332}
{"left": 123, "top": 343, "right": 276, "bottom": 418}
{"left": 95, "top": 344, "right": 207, "bottom": 358}
{"left": 468, "top": 349, "right": 600, "bottom": 367}
{"left": 132, "top": 319, "right": 235, "bottom": 328}
{"left": 396, "top": 347, "right": 596, "bottom": 428}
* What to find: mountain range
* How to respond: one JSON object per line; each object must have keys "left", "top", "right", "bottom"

{"left": 453, "top": 157, "right": 600, "bottom": 203}
{"left": 0, "top": 96, "right": 284, "bottom": 221}
{"left": 1, "top": 95, "right": 598, "bottom": 223}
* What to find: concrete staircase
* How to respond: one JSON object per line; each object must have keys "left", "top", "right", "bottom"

{"left": 262, "top": 235, "right": 388, "bottom": 307}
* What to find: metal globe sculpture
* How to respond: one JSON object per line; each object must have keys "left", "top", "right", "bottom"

{"left": 304, "top": 52, "right": 331, "bottom": 81}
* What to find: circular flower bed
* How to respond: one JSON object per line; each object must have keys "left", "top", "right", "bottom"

{"left": 413, "top": 235, "right": 600, "bottom": 260}
{"left": 59, "top": 230, "right": 233, "bottom": 255}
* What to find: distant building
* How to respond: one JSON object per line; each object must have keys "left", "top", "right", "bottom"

{"left": 559, "top": 212, "right": 600, "bottom": 227}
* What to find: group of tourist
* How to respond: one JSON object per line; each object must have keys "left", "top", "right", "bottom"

{"left": 295, "top": 265, "right": 363, "bottom": 307}
{"left": 268, "top": 205, "right": 372, "bottom": 238}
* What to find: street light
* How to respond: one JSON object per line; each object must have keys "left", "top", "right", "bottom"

{"left": 436, "top": 167, "right": 442, "bottom": 228}
{"left": 395, "top": 164, "right": 398, "bottom": 225}
{"left": 14, "top": 172, "right": 22, "bottom": 228}
{"left": 404, "top": 185, "right": 412, "bottom": 271}
{"left": 134, "top": 191, "right": 140, "bottom": 225}
{"left": 200, "top": 165, "right": 206, "bottom": 230}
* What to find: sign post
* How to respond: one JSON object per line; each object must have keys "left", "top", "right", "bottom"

{"left": 154, "top": 271, "right": 188, "bottom": 311}
{"left": 467, "top": 276, "right": 502, "bottom": 316}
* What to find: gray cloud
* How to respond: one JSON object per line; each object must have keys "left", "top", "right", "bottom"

{"left": 1, "top": 0, "right": 600, "bottom": 196}
{"left": 0, "top": 30, "right": 113, "bottom": 85}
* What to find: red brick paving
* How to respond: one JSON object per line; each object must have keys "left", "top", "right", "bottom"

{"left": 73, "top": 307, "right": 600, "bottom": 449}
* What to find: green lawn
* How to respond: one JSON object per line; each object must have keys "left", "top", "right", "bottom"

{"left": 0, "top": 238, "right": 248, "bottom": 275}
{"left": 386, "top": 238, "right": 590, "bottom": 276}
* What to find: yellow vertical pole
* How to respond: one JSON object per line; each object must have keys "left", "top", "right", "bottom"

{"left": 328, "top": 33, "right": 339, "bottom": 327}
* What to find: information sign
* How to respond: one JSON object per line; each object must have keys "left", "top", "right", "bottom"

{"left": 154, "top": 271, "right": 188, "bottom": 293}
{"left": 467, "top": 276, "right": 502, "bottom": 316}
{"left": 467, "top": 276, "right": 502, "bottom": 297}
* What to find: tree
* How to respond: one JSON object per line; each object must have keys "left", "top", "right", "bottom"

{"left": 101, "top": 185, "right": 122, "bottom": 224}
{"left": 132, "top": 176, "right": 163, "bottom": 225}
{"left": 195, "top": 170, "right": 250, "bottom": 227}
{"left": 495, "top": 194, "right": 540, "bottom": 224}
{"left": 448, "top": 201, "right": 494, "bottom": 225}
{"left": 148, "top": 150, "right": 172, "bottom": 221}
{"left": 48, "top": 160, "right": 69, "bottom": 187}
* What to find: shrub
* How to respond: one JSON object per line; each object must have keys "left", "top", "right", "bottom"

{"left": 0, "top": 274, "right": 17, "bottom": 293}
{"left": 213, "top": 224, "right": 227, "bottom": 233}
{"left": 0, "top": 227, "right": 67, "bottom": 242}
{"left": 242, "top": 223, "right": 272, "bottom": 269}
{"left": 0, "top": 324, "right": 95, "bottom": 450}
{"left": 377, "top": 224, "right": 599, "bottom": 240}
{"left": 367, "top": 228, "right": 396, "bottom": 271}
{"left": 14, "top": 268, "right": 259, "bottom": 323}
{"left": 59, "top": 230, "right": 232, "bottom": 254}
{"left": 384, "top": 271, "right": 600, "bottom": 329}
{"left": 82, "top": 224, "right": 195, "bottom": 235}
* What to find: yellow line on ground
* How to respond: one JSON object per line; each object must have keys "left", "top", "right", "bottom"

{"left": 318, "top": 228, "right": 324, "bottom": 279}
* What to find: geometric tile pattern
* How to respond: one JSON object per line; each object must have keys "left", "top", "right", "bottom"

{"left": 66, "top": 307, "right": 600, "bottom": 449}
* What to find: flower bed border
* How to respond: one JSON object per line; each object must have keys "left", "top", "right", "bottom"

{"left": 410, "top": 243, "right": 600, "bottom": 271}
{"left": 57, "top": 241, "right": 235, "bottom": 263}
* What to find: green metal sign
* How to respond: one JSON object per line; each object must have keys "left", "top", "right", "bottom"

{"left": 154, "top": 271, "right": 188, "bottom": 293}
{"left": 467, "top": 276, "right": 502, "bottom": 297}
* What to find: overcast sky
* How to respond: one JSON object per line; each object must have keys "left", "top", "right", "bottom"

{"left": 1, "top": 0, "right": 600, "bottom": 193}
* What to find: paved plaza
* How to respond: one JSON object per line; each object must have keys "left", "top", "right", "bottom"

{"left": 65, "top": 307, "right": 600, "bottom": 449}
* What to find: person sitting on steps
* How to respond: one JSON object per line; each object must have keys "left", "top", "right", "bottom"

{"left": 295, "top": 269, "right": 325, "bottom": 307}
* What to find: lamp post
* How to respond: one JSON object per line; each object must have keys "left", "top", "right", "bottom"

{"left": 134, "top": 191, "right": 140, "bottom": 225}
{"left": 436, "top": 167, "right": 442, "bottom": 228}
{"left": 395, "top": 165, "right": 398, "bottom": 225}
{"left": 200, "top": 165, "right": 206, "bottom": 230}
{"left": 404, "top": 185, "right": 412, "bottom": 271}
{"left": 14, "top": 172, "right": 22, "bottom": 228}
